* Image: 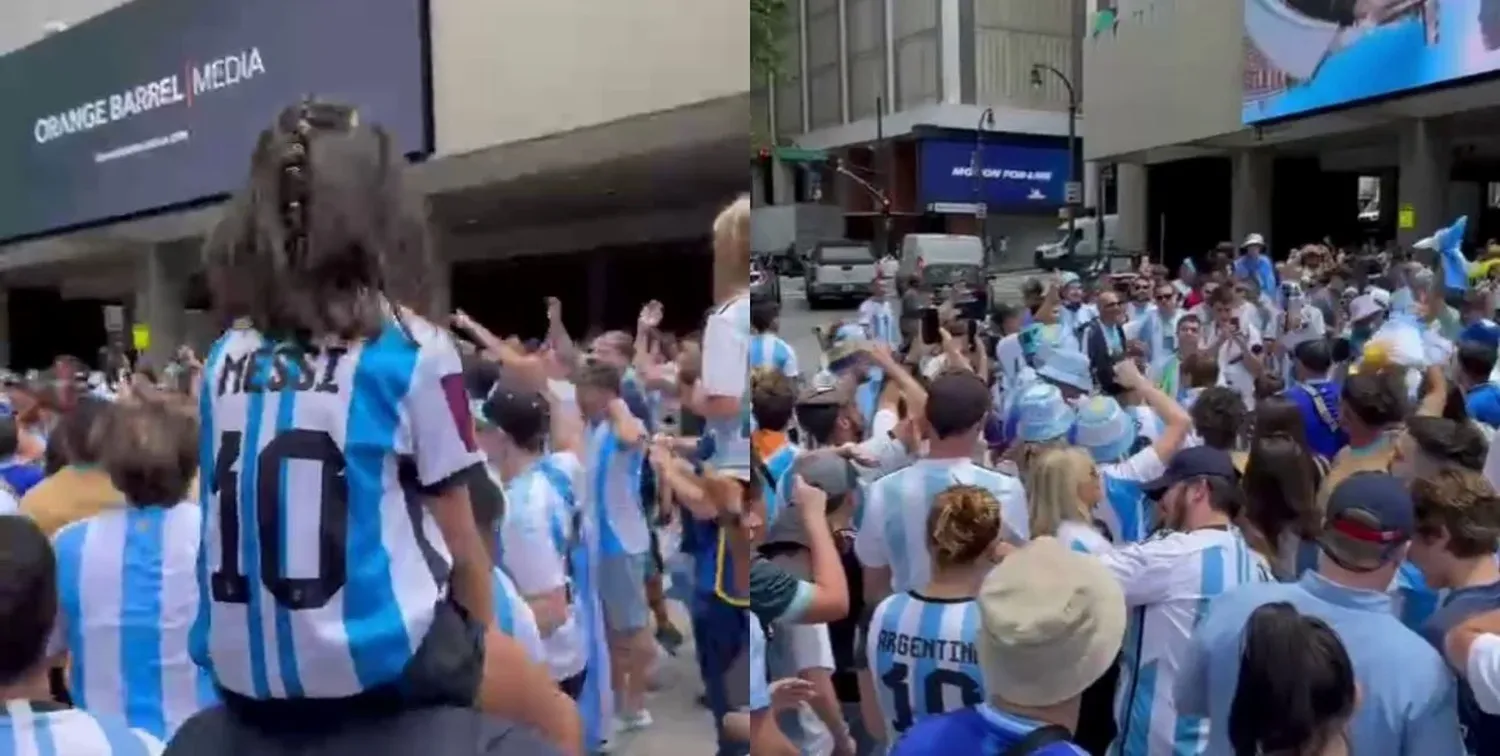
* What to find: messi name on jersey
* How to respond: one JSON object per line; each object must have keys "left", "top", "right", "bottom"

{"left": 875, "top": 629, "right": 978, "bottom": 665}
{"left": 216, "top": 346, "right": 349, "bottom": 396}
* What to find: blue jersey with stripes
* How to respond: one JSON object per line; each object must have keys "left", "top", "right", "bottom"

{"left": 584, "top": 421, "right": 648, "bottom": 557}
{"left": 749, "top": 333, "right": 800, "bottom": 378}
{"left": 1098, "top": 527, "right": 1272, "bottom": 756}
{"left": 866, "top": 592, "right": 984, "bottom": 738}
{"left": 759, "top": 440, "right": 799, "bottom": 523}
{"left": 194, "top": 319, "right": 485, "bottom": 699}
{"left": 0, "top": 701, "right": 163, "bottom": 755}
{"left": 855, "top": 459, "right": 1028, "bottom": 593}
{"left": 858, "top": 299, "right": 899, "bottom": 348}
{"left": 53, "top": 504, "right": 215, "bottom": 740}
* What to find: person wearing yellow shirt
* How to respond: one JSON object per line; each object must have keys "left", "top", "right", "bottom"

{"left": 19, "top": 399, "right": 123, "bottom": 537}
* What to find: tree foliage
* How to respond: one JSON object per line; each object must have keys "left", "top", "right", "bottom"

{"left": 751, "top": 0, "right": 791, "bottom": 83}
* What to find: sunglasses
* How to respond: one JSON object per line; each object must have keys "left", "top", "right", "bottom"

{"left": 1155, "top": 292, "right": 1176, "bottom": 301}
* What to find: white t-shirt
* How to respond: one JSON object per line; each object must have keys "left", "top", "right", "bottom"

{"left": 1202, "top": 318, "right": 1263, "bottom": 408}
{"left": 701, "top": 294, "right": 751, "bottom": 474}
{"left": 1467, "top": 633, "right": 1500, "bottom": 715}
{"left": 499, "top": 454, "right": 587, "bottom": 680}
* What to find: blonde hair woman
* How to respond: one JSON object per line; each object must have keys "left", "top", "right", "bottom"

{"left": 1027, "top": 447, "right": 1112, "bottom": 555}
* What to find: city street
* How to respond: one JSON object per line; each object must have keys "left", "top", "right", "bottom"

{"left": 775, "top": 271, "right": 1042, "bottom": 371}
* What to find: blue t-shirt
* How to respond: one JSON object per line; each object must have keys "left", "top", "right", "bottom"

{"left": 1420, "top": 580, "right": 1500, "bottom": 755}
{"left": 1467, "top": 383, "right": 1500, "bottom": 428}
{"left": 889, "top": 704, "right": 1086, "bottom": 756}
{"left": 0, "top": 462, "right": 43, "bottom": 497}
{"left": 1284, "top": 380, "right": 1346, "bottom": 460}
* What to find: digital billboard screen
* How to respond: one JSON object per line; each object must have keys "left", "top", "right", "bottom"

{"left": 918, "top": 140, "right": 1071, "bottom": 210}
{"left": 0, "top": 0, "right": 430, "bottom": 243}
{"left": 1243, "top": 1, "right": 1500, "bottom": 123}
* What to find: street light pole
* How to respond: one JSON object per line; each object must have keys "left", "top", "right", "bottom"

{"left": 873, "top": 96, "right": 891, "bottom": 259}
{"left": 971, "top": 107, "right": 996, "bottom": 265}
{"left": 1031, "top": 64, "right": 1079, "bottom": 257}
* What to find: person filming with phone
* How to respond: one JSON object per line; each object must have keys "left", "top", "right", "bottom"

{"left": 1203, "top": 284, "right": 1266, "bottom": 409}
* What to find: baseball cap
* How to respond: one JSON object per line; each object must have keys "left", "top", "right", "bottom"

{"left": 977, "top": 537, "right": 1126, "bottom": 707}
{"left": 1140, "top": 446, "right": 1238, "bottom": 497}
{"left": 479, "top": 381, "right": 549, "bottom": 446}
{"left": 1317, "top": 472, "right": 1414, "bottom": 571}
{"left": 793, "top": 451, "right": 860, "bottom": 500}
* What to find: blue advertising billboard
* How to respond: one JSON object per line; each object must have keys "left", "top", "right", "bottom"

{"left": 917, "top": 139, "right": 1070, "bottom": 210}
{"left": 1244, "top": 1, "right": 1500, "bottom": 123}
{"left": 0, "top": 0, "right": 430, "bottom": 243}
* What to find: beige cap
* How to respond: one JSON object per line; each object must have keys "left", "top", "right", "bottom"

{"left": 976, "top": 537, "right": 1127, "bottom": 707}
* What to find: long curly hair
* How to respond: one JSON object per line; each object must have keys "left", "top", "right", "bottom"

{"left": 205, "top": 99, "right": 433, "bottom": 342}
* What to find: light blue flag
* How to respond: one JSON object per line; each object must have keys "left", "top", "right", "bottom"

{"left": 1419, "top": 215, "right": 1469, "bottom": 293}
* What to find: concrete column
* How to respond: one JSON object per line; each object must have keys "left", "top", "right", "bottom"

{"left": 1083, "top": 161, "right": 1101, "bottom": 211}
{"left": 133, "top": 244, "right": 190, "bottom": 368}
{"left": 1230, "top": 149, "right": 1273, "bottom": 252}
{"left": 586, "top": 256, "right": 608, "bottom": 335}
{"left": 771, "top": 157, "right": 797, "bottom": 205}
{"left": 1115, "top": 163, "right": 1149, "bottom": 255}
{"left": 1397, "top": 118, "right": 1452, "bottom": 248}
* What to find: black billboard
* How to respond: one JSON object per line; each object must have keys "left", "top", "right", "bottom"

{"left": 0, "top": 0, "right": 431, "bottom": 244}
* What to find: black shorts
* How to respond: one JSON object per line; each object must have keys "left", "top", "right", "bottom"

{"left": 219, "top": 596, "right": 486, "bottom": 726}
{"left": 647, "top": 529, "right": 665, "bottom": 579}
{"left": 559, "top": 670, "right": 588, "bottom": 701}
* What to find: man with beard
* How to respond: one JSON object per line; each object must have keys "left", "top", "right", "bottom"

{"left": 1096, "top": 447, "right": 1273, "bottom": 755}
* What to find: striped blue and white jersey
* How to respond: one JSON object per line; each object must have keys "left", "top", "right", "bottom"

{"left": 1056, "top": 520, "right": 1114, "bottom": 556}
{"left": 498, "top": 453, "right": 586, "bottom": 680}
{"left": 858, "top": 299, "right": 899, "bottom": 348}
{"left": 760, "top": 440, "right": 799, "bottom": 523}
{"left": 749, "top": 333, "right": 800, "bottom": 379}
{"left": 491, "top": 567, "right": 546, "bottom": 664}
{"left": 1099, "top": 527, "right": 1273, "bottom": 756}
{"left": 194, "top": 318, "right": 485, "bottom": 699}
{"left": 584, "top": 421, "right": 648, "bottom": 557}
{"left": 855, "top": 459, "right": 1027, "bottom": 594}
{"left": 701, "top": 293, "right": 751, "bottom": 477}
{"left": 0, "top": 701, "right": 163, "bottom": 756}
{"left": 52, "top": 504, "right": 215, "bottom": 741}
{"left": 866, "top": 592, "right": 983, "bottom": 738}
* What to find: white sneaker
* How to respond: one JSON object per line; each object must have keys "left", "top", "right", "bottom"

{"left": 616, "top": 709, "right": 654, "bottom": 733}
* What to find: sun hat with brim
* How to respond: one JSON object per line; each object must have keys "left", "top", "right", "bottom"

{"left": 1012, "top": 383, "right": 1075, "bottom": 443}
{"left": 977, "top": 537, "right": 1126, "bottom": 707}
{"left": 1035, "top": 349, "right": 1093, "bottom": 394}
{"left": 1348, "top": 294, "right": 1384, "bottom": 323}
{"left": 1316, "top": 472, "right": 1414, "bottom": 572}
{"left": 1071, "top": 396, "right": 1138, "bottom": 463}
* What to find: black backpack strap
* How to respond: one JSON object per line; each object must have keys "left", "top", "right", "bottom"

{"left": 999, "top": 724, "right": 1073, "bottom": 756}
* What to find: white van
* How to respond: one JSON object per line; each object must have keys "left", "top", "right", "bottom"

{"left": 897, "top": 234, "right": 986, "bottom": 293}
{"left": 1034, "top": 214, "right": 1118, "bottom": 271}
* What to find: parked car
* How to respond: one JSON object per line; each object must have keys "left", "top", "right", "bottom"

{"left": 803, "top": 240, "right": 877, "bottom": 308}
{"left": 897, "top": 233, "right": 986, "bottom": 295}
{"left": 750, "top": 257, "right": 781, "bottom": 305}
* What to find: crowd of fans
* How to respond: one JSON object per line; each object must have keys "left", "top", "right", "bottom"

{"left": 744, "top": 225, "right": 1500, "bottom": 756}
{"left": 0, "top": 100, "right": 762, "bottom": 756}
